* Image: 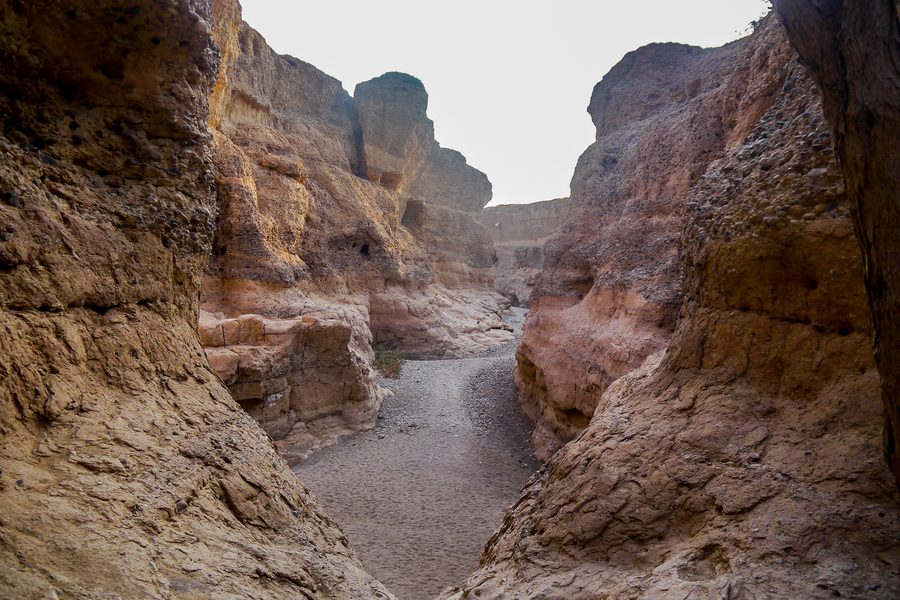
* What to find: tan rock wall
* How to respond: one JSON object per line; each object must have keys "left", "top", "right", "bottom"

{"left": 201, "top": 309, "right": 381, "bottom": 440}
{"left": 355, "top": 72, "right": 493, "bottom": 214}
{"left": 479, "top": 198, "right": 571, "bottom": 246}
{"left": 773, "top": 0, "right": 900, "bottom": 490}
{"left": 441, "top": 21, "right": 900, "bottom": 600}
{"left": 477, "top": 198, "right": 571, "bottom": 305}
{"left": 203, "top": 4, "right": 512, "bottom": 444}
{"left": 0, "top": 2, "right": 393, "bottom": 598}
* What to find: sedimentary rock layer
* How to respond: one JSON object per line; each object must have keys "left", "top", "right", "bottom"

{"left": 204, "top": 1, "right": 511, "bottom": 442}
{"left": 773, "top": 0, "right": 900, "bottom": 489}
{"left": 0, "top": 2, "right": 393, "bottom": 598}
{"left": 516, "top": 22, "right": 796, "bottom": 459}
{"left": 440, "top": 17, "right": 900, "bottom": 600}
{"left": 478, "top": 198, "right": 571, "bottom": 306}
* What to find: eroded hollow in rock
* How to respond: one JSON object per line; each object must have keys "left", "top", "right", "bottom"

{"left": 401, "top": 197, "right": 426, "bottom": 232}
{"left": 381, "top": 171, "right": 402, "bottom": 190}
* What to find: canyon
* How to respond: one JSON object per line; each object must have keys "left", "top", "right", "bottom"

{"left": 0, "top": 1, "right": 393, "bottom": 598}
{"left": 1, "top": 1, "right": 899, "bottom": 600}
{"left": 476, "top": 198, "right": 571, "bottom": 308}
{"left": 440, "top": 11, "right": 900, "bottom": 600}
{"left": 202, "top": 0, "right": 512, "bottom": 453}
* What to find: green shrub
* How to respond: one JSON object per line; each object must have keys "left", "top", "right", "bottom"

{"left": 373, "top": 348, "right": 405, "bottom": 378}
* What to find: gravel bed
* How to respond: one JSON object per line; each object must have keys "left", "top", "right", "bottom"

{"left": 290, "top": 308, "right": 540, "bottom": 600}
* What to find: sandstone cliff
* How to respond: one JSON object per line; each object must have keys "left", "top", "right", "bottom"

{"left": 440, "top": 17, "right": 900, "bottom": 600}
{"left": 773, "top": 0, "right": 900, "bottom": 491}
{"left": 477, "top": 198, "right": 571, "bottom": 306}
{"left": 516, "top": 23, "right": 797, "bottom": 459}
{"left": 203, "top": 1, "right": 511, "bottom": 447}
{"left": 0, "top": 2, "right": 393, "bottom": 598}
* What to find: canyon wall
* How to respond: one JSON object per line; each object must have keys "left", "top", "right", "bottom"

{"left": 440, "top": 17, "right": 900, "bottom": 600}
{"left": 204, "top": 0, "right": 511, "bottom": 448}
{"left": 773, "top": 0, "right": 900, "bottom": 490}
{"left": 477, "top": 198, "right": 571, "bottom": 306}
{"left": 0, "top": 1, "right": 394, "bottom": 598}
{"left": 516, "top": 23, "right": 797, "bottom": 459}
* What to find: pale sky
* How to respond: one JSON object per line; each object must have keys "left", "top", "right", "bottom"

{"left": 238, "top": 1, "right": 771, "bottom": 206}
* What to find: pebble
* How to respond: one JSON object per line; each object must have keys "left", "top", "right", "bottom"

{"left": 759, "top": 157, "right": 779, "bottom": 171}
{"left": 175, "top": 499, "right": 189, "bottom": 513}
{"left": 2, "top": 191, "right": 20, "bottom": 207}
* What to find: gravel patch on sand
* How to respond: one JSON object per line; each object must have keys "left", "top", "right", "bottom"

{"left": 291, "top": 308, "right": 540, "bottom": 600}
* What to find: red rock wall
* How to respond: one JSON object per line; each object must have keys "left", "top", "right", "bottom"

{"left": 0, "top": 1, "right": 394, "bottom": 598}
{"left": 441, "top": 19, "right": 900, "bottom": 600}
{"left": 516, "top": 22, "right": 794, "bottom": 459}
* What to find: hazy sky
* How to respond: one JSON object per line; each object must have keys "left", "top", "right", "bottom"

{"left": 238, "top": 1, "right": 771, "bottom": 206}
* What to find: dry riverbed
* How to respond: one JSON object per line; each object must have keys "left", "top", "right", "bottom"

{"left": 291, "top": 307, "right": 541, "bottom": 600}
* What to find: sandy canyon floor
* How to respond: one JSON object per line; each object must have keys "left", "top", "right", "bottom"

{"left": 292, "top": 308, "right": 542, "bottom": 599}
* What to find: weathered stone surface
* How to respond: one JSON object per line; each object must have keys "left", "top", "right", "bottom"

{"left": 204, "top": 2, "right": 511, "bottom": 444}
{"left": 440, "top": 19, "right": 900, "bottom": 600}
{"left": 355, "top": 72, "right": 493, "bottom": 214}
{"left": 773, "top": 0, "right": 900, "bottom": 490}
{"left": 201, "top": 309, "right": 382, "bottom": 441}
{"left": 478, "top": 198, "right": 571, "bottom": 306}
{"left": 0, "top": 2, "right": 393, "bottom": 598}
{"left": 516, "top": 23, "right": 795, "bottom": 460}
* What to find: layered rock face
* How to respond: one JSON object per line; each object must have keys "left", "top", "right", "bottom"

{"left": 204, "top": 1, "right": 511, "bottom": 443}
{"left": 516, "top": 24, "right": 796, "bottom": 459}
{"left": 773, "top": 0, "right": 900, "bottom": 489}
{"left": 441, "top": 19, "right": 900, "bottom": 600}
{"left": 0, "top": 2, "right": 393, "bottom": 598}
{"left": 477, "top": 198, "right": 571, "bottom": 306}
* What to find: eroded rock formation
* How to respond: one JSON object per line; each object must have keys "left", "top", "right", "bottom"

{"left": 477, "top": 198, "right": 571, "bottom": 306}
{"left": 516, "top": 23, "right": 797, "bottom": 460}
{"left": 204, "top": 1, "right": 511, "bottom": 446}
{"left": 0, "top": 2, "right": 393, "bottom": 597}
{"left": 440, "top": 17, "right": 900, "bottom": 600}
{"left": 773, "top": 0, "right": 900, "bottom": 490}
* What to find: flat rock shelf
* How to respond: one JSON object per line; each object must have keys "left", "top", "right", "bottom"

{"left": 291, "top": 308, "right": 541, "bottom": 600}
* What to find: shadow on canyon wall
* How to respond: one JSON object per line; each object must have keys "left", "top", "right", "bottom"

{"left": 1, "top": 1, "right": 899, "bottom": 600}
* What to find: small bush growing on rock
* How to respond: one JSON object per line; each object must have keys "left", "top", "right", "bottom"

{"left": 374, "top": 349, "right": 405, "bottom": 378}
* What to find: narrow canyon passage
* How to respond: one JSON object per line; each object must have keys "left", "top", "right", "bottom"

{"left": 292, "top": 308, "right": 541, "bottom": 600}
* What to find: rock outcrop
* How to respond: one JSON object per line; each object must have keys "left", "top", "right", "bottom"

{"left": 516, "top": 23, "right": 797, "bottom": 459}
{"left": 204, "top": 1, "right": 511, "bottom": 446}
{"left": 478, "top": 198, "right": 571, "bottom": 306}
{"left": 0, "top": 2, "right": 393, "bottom": 598}
{"left": 773, "top": 0, "right": 900, "bottom": 490}
{"left": 440, "top": 17, "right": 900, "bottom": 600}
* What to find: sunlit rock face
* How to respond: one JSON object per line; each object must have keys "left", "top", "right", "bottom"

{"left": 439, "top": 17, "right": 900, "bottom": 600}
{"left": 204, "top": 1, "right": 511, "bottom": 445}
{"left": 0, "top": 1, "right": 395, "bottom": 598}
{"left": 515, "top": 21, "right": 799, "bottom": 460}
{"left": 477, "top": 198, "right": 572, "bottom": 307}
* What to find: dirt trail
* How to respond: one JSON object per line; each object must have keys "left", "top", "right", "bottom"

{"left": 291, "top": 307, "right": 541, "bottom": 600}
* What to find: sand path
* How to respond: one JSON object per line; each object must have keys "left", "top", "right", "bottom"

{"left": 291, "top": 307, "right": 541, "bottom": 600}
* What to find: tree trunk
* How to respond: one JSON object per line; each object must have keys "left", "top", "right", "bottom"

{"left": 773, "top": 0, "right": 900, "bottom": 489}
